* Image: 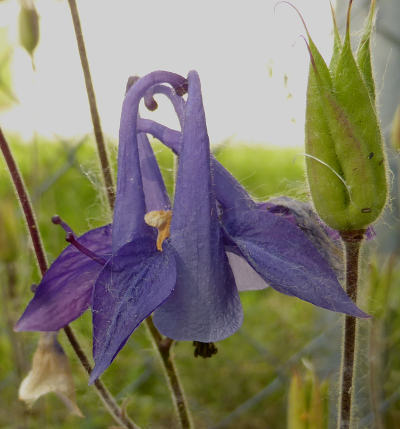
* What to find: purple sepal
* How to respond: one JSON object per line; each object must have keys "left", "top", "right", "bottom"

{"left": 90, "top": 237, "right": 176, "bottom": 383}
{"left": 222, "top": 208, "right": 369, "bottom": 318}
{"left": 263, "top": 197, "right": 344, "bottom": 282}
{"left": 15, "top": 225, "right": 112, "bottom": 332}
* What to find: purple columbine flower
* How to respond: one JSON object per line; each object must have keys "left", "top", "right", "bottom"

{"left": 16, "top": 70, "right": 243, "bottom": 383}
{"left": 135, "top": 71, "right": 369, "bottom": 317}
{"left": 16, "top": 69, "right": 368, "bottom": 384}
{"left": 89, "top": 70, "right": 242, "bottom": 382}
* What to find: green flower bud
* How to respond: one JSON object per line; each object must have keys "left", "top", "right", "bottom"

{"left": 391, "top": 104, "right": 400, "bottom": 152}
{"left": 305, "top": 0, "right": 387, "bottom": 231}
{"left": 18, "top": 0, "right": 40, "bottom": 61}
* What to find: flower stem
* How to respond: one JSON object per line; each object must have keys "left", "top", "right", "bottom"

{"left": 63, "top": 326, "right": 140, "bottom": 429}
{"left": 0, "top": 129, "right": 47, "bottom": 275}
{"left": 0, "top": 129, "right": 139, "bottom": 429}
{"left": 65, "top": 2, "right": 193, "bottom": 426}
{"left": 146, "top": 318, "right": 193, "bottom": 429}
{"left": 66, "top": 0, "right": 115, "bottom": 210}
{"left": 338, "top": 229, "right": 365, "bottom": 429}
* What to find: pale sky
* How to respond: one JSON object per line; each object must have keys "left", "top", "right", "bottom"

{"left": 0, "top": 0, "right": 335, "bottom": 146}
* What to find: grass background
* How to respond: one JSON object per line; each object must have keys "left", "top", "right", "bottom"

{"left": 1, "top": 136, "right": 400, "bottom": 428}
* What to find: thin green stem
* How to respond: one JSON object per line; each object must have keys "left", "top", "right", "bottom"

{"left": 66, "top": 0, "right": 115, "bottom": 210}
{"left": 337, "top": 230, "right": 365, "bottom": 429}
{"left": 0, "top": 129, "right": 139, "bottom": 429}
{"left": 65, "top": 3, "right": 193, "bottom": 424}
{"left": 146, "top": 319, "right": 193, "bottom": 429}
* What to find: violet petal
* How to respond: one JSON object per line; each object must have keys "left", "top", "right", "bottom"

{"left": 223, "top": 208, "right": 369, "bottom": 318}
{"left": 15, "top": 225, "right": 112, "bottom": 332}
{"left": 90, "top": 237, "right": 176, "bottom": 383}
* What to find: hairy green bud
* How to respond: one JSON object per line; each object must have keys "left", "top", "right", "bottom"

{"left": 305, "top": 0, "right": 387, "bottom": 231}
{"left": 18, "top": 0, "right": 39, "bottom": 60}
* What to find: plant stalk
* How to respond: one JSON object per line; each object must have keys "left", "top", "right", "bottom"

{"left": 66, "top": 0, "right": 115, "bottom": 209}
{"left": 0, "top": 129, "right": 139, "bottom": 429}
{"left": 337, "top": 230, "right": 365, "bottom": 429}
{"left": 65, "top": 2, "right": 194, "bottom": 426}
{"left": 146, "top": 318, "right": 193, "bottom": 429}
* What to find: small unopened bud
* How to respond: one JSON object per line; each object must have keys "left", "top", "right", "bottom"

{"left": 19, "top": 333, "right": 83, "bottom": 417}
{"left": 18, "top": 0, "right": 40, "bottom": 64}
{"left": 391, "top": 104, "right": 400, "bottom": 152}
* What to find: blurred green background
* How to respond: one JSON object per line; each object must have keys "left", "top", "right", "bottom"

{"left": 1, "top": 137, "right": 400, "bottom": 428}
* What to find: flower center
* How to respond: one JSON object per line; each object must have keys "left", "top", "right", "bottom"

{"left": 192, "top": 341, "right": 218, "bottom": 358}
{"left": 144, "top": 210, "right": 172, "bottom": 251}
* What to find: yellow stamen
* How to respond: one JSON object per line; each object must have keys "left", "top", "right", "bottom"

{"left": 144, "top": 210, "right": 172, "bottom": 251}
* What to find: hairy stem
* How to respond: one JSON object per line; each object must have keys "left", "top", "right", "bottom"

{"left": 66, "top": 0, "right": 115, "bottom": 209}
{"left": 146, "top": 319, "right": 193, "bottom": 429}
{"left": 0, "top": 129, "right": 139, "bottom": 429}
{"left": 338, "top": 230, "right": 365, "bottom": 429}
{"left": 63, "top": 326, "right": 140, "bottom": 429}
{"left": 0, "top": 129, "right": 47, "bottom": 275}
{"left": 67, "top": 3, "right": 193, "bottom": 424}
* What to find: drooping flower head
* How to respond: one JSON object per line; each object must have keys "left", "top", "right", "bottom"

{"left": 16, "top": 68, "right": 368, "bottom": 385}
{"left": 136, "top": 78, "right": 369, "bottom": 318}
{"left": 90, "top": 70, "right": 243, "bottom": 382}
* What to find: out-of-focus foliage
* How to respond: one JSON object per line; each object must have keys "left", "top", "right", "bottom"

{"left": 18, "top": 0, "right": 40, "bottom": 65}
{"left": 391, "top": 104, "right": 400, "bottom": 152}
{"left": 287, "top": 361, "right": 328, "bottom": 429}
{"left": 1, "top": 137, "right": 400, "bottom": 428}
{"left": 0, "top": 28, "right": 17, "bottom": 110}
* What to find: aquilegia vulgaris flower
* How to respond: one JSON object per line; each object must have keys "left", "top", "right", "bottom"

{"left": 136, "top": 73, "right": 368, "bottom": 313}
{"left": 16, "top": 70, "right": 367, "bottom": 383}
